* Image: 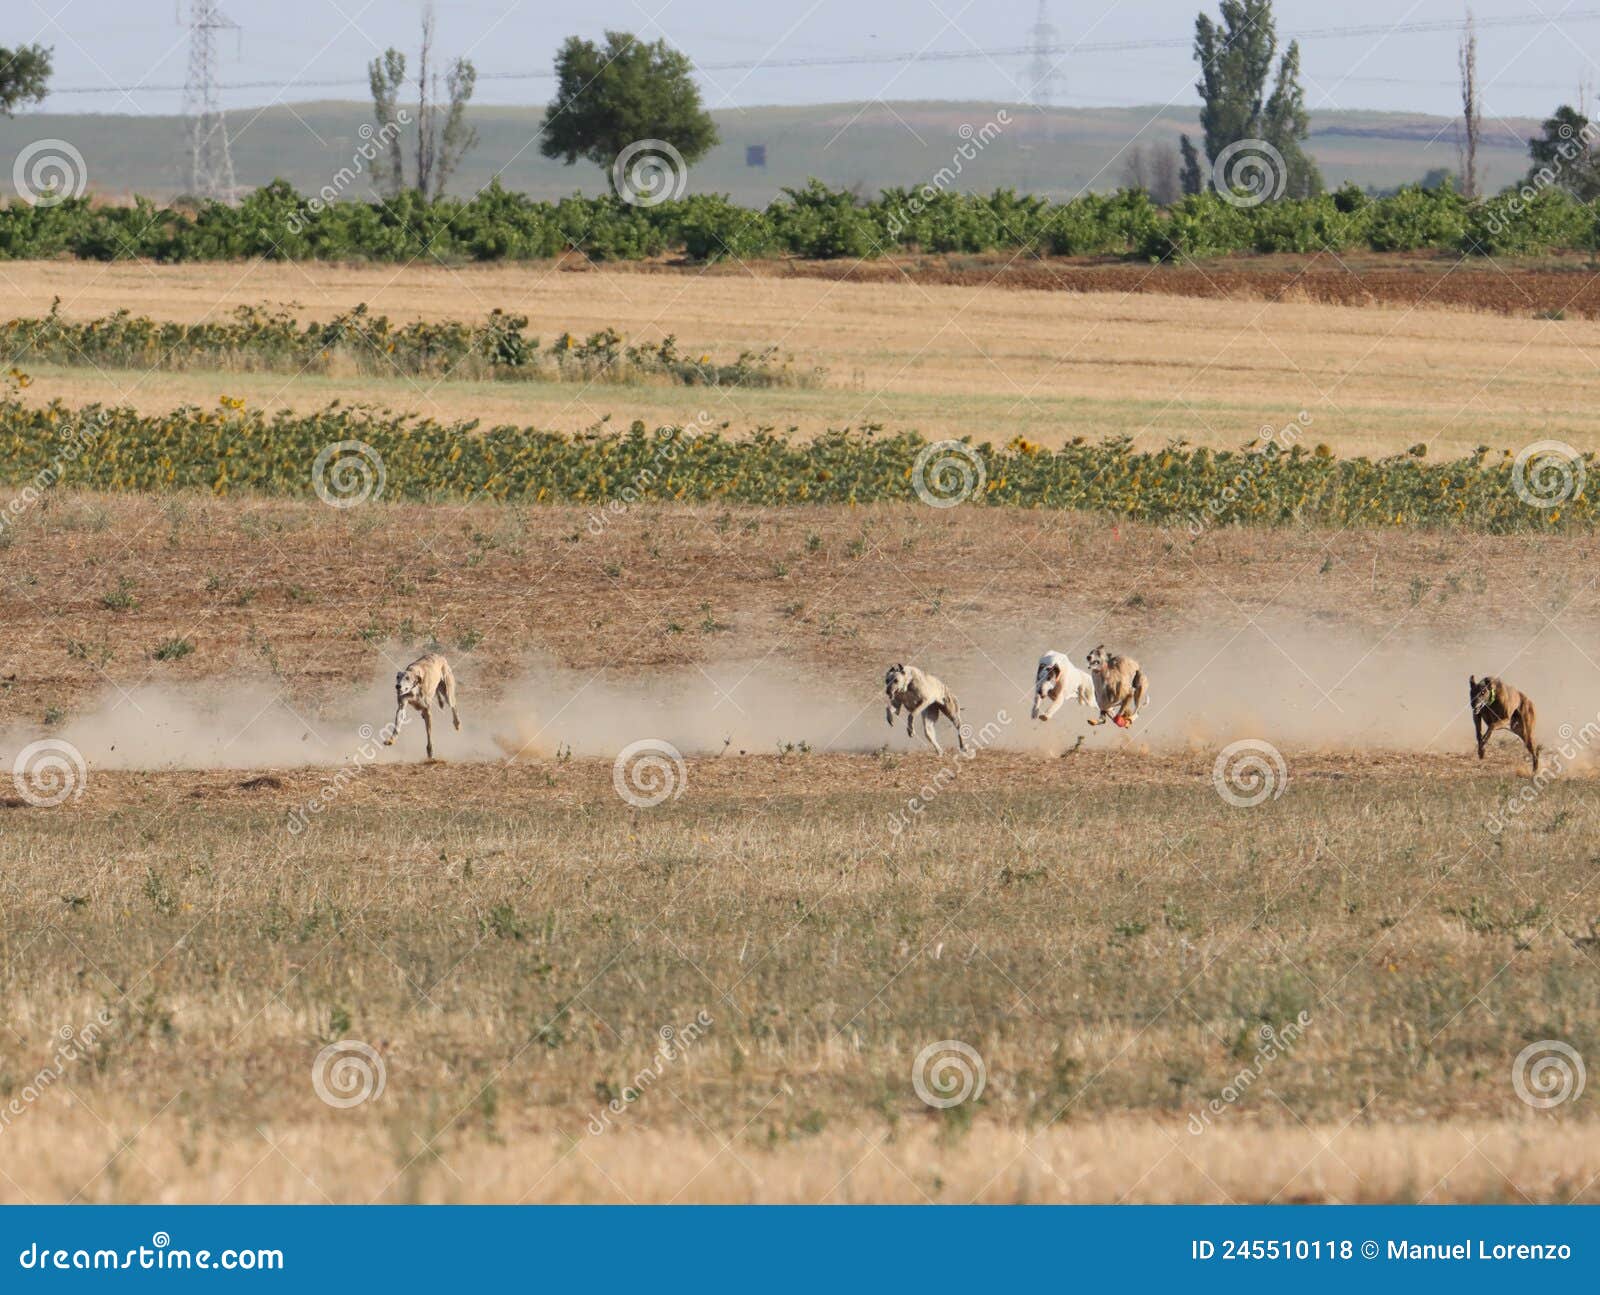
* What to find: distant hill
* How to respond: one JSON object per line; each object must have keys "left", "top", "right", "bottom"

{"left": 0, "top": 100, "right": 1539, "bottom": 205}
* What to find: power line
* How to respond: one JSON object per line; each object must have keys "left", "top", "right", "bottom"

{"left": 181, "top": 0, "right": 238, "bottom": 201}
{"left": 1027, "top": 0, "right": 1060, "bottom": 110}
{"left": 45, "top": 8, "right": 1600, "bottom": 98}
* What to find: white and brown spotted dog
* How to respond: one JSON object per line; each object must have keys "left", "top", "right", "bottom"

{"left": 884, "top": 663, "right": 969, "bottom": 755}
{"left": 1085, "top": 645, "right": 1149, "bottom": 728}
{"left": 383, "top": 652, "right": 461, "bottom": 760}
{"left": 1031, "top": 650, "right": 1096, "bottom": 722}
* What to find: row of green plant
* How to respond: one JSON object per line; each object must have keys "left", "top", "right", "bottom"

{"left": 2, "top": 392, "right": 1591, "bottom": 532}
{"left": 2, "top": 177, "right": 1596, "bottom": 264}
{"left": 0, "top": 300, "right": 815, "bottom": 388}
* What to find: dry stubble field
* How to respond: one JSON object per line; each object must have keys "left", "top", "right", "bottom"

{"left": 2, "top": 257, "right": 1599, "bottom": 1203}
{"left": 5, "top": 255, "right": 1600, "bottom": 457}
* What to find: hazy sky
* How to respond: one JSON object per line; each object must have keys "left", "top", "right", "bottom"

{"left": 19, "top": 0, "right": 1600, "bottom": 121}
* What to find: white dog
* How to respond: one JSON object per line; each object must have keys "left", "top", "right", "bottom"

{"left": 382, "top": 652, "right": 461, "bottom": 760}
{"left": 884, "top": 663, "right": 969, "bottom": 755}
{"left": 1031, "top": 650, "right": 1096, "bottom": 722}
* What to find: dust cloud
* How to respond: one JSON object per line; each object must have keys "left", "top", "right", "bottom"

{"left": 9, "top": 620, "right": 1600, "bottom": 771}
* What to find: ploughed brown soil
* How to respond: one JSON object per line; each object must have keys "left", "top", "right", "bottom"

{"left": 762, "top": 250, "right": 1600, "bottom": 317}
{"left": 3, "top": 493, "right": 1593, "bottom": 721}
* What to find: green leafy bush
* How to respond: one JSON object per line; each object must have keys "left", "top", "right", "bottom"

{"left": 0, "top": 302, "right": 818, "bottom": 388}
{"left": 4, "top": 177, "right": 1599, "bottom": 265}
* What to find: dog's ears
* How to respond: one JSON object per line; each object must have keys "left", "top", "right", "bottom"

{"left": 1469, "top": 675, "right": 1478, "bottom": 688}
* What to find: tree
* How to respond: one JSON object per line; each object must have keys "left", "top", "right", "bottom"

{"left": 1178, "top": 134, "right": 1204, "bottom": 195}
{"left": 1120, "top": 145, "right": 1151, "bottom": 192}
{"left": 1527, "top": 105, "right": 1600, "bottom": 200}
{"left": 1191, "top": 0, "right": 1321, "bottom": 198}
{"left": 1121, "top": 141, "right": 1181, "bottom": 204}
{"left": 540, "top": 31, "right": 718, "bottom": 195}
{"left": 1150, "top": 146, "right": 1182, "bottom": 204}
{"left": 365, "top": 2, "right": 477, "bottom": 201}
{"left": 0, "top": 43, "right": 51, "bottom": 116}
{"left": 367, "top": 49, "right": 406, "bottom": 199}
{"left": 1457, "top": 10, "right": 1480, "bottom": 199}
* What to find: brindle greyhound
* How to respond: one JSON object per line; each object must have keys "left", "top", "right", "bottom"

{"left": 1469, "top": 675, "right": 1539, "bottom": 774}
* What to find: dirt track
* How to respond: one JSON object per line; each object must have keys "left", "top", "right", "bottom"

{"left": 22, "top": 747, "right": 1555, "bottom": 818}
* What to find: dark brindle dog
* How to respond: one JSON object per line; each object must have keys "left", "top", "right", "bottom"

{"left": 1469, "top": 675, "right": 1539, "bottom": 774}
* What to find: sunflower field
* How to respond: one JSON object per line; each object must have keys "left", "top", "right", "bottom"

{"left": 1, "top": 391, "right": 1591, "bottom": 533}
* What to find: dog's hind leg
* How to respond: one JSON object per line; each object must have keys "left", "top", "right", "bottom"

{"left": 1126, "top": 670, "right": 1147, "bottom": 722}
{"left": 1513, "top": 702, "right": 1538, "bottom": 774}
{"left": 422, "top": 705, "right": 435, "bottom": 760}
{"left": 439, "top": 670, "right": 461, "bottom": 732}
{"left": 943, "top": 698, "right": 969, "bottom": 753}
{"left": 918, "top": 706, "right": 944, "bottom": 755}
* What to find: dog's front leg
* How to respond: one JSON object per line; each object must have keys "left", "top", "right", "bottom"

{"left": 382, "top": 697, "right": 406, "bottom": 745}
